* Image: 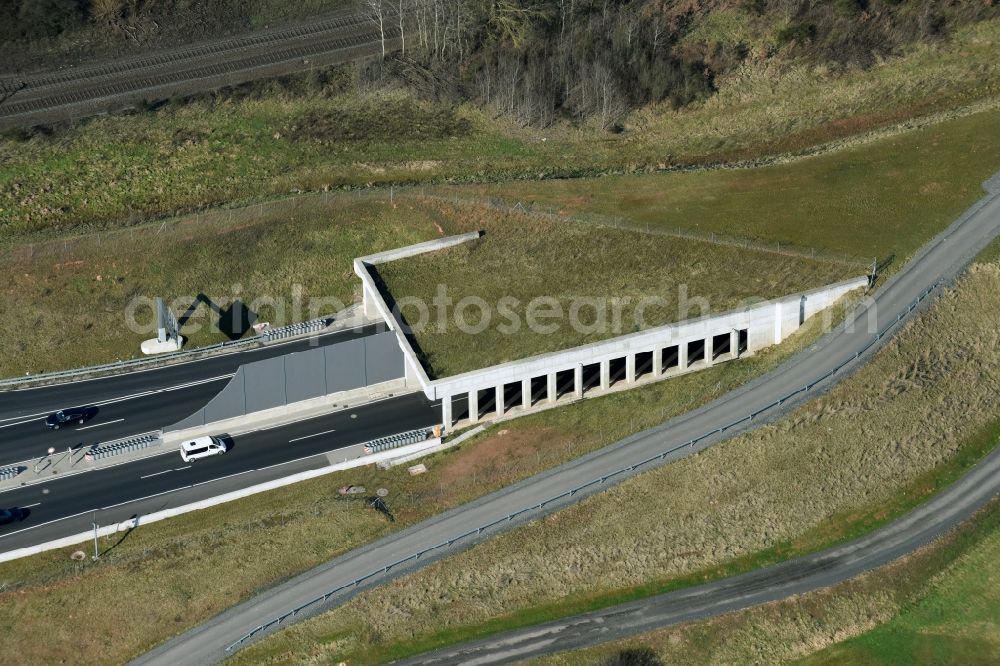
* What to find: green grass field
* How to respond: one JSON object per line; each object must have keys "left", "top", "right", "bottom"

{"left": 1, "top": 19, "right": 998, "bottom": 238}
{"left": 450, "top": 106, "right": 1000, "bottom": 264}
{"left": 800, "top": 520, "right": 1000, "bottom": 665}
{"left": 0, "top": 194, "right": 448, "bottom": 377}
{"left": 378, "top": 201, "right": 856, "bottom": 376}
{"left": 228, "top": 255, "right": 1000, "bottom": 666}
{"left": 2, "top": 99, "right": 995, "bottom": 379}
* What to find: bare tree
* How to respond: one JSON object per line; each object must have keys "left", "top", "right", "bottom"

{"left": 398, "top": 0, "right": 405, "bottom": 56}
{"left": 366, "top": 0, "right": 386, "bottom": 59}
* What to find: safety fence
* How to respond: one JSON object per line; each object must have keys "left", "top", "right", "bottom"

{"left": 0, "top": 316, "right": 334, "bottom": 390}
{"left": 363, "top": 428, "right": 433, "bottom": 455}
{"left": 259, "top": 317, "right": 329, "bottom": 343}
{"left": 0, "top": 465, "right": 24, "bottom": 482}
{"left": 223, "top": 279, "right": 941, "bottom": 654}
{"left": 86, "top": 432, "right": 162, "bottom": 462}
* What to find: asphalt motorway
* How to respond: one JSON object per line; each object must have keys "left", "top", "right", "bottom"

{"left": 402, "top": 445, "right": 1000, "bottom": 665}
{"left": 0, "top": 324, "right": 380, "bottom": 466}
{"left": 0, "top": 391, "right": 438, "bottom": 552}
{"left": 134, "top": 183, "right": 1000, "bottom": 666}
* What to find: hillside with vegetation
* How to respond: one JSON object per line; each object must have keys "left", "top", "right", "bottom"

{"left": 3, "top": 0, "right": 997, "bottom": 127}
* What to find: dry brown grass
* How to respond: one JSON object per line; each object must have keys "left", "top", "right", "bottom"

{"left": 231, "top": 259, "right": 1000, "bottom": 665}
{"left": 535, "top": 501, "right": 1000, "bottom": 666}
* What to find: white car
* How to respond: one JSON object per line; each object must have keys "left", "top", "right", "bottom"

{"left": 179, "top": 435, "right": 228, "bottom": 463}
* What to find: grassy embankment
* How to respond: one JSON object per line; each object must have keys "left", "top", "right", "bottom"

{"left": 448, "top": 104, "right": 1000, "bottom": 267}
{"left": 377, "top": 205, "right": 856, "bottom": 377}
{"left": 1, "top": 19, "right": 998, "bottom": 238}
{"left": 536, "top": 496, "right": 1000, "bottom": 666}
{"left": 230, "top": 254, "right": 1000, "bottom": 665}
{"left": 798, "top": 517, "right": 1000, "bottom": 665}
{"left": 2, "top": 105, "right": 998, "bottom": 379}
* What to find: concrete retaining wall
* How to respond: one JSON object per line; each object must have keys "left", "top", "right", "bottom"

{"left": 167, "top": 330, "right": 404, "bottom": 432}
{"left": 355, "top": 233, "right": 867, "bottom": 431}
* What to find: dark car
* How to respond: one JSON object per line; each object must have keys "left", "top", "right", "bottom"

{"left": 45, "top": 407, "right": 92, "bottom": 430}
{"left": 0, "top": 508, "right": 22, "bottom": 526}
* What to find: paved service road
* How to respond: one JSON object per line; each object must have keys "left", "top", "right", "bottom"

{"left": 401, "top": 446, "right": 1000, "bottom": 664}
{"left": 0, "top": 325, "right": 379, "bottom": 466}
{"left": 134, "top": 182, "right": 1000, "bottom": 666}
{"left": 0, "top": 392, "right": 438, "bottom": 552}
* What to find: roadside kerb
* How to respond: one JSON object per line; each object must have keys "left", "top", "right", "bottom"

{"left": 221, "top": 278, "right": 943, "bottom": 654}
{"left": 0, "top": 431, "right": 441, "bottom": 564}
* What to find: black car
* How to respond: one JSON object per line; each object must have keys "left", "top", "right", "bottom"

{"left": 45, "top": 406, "right": 92, "bottom": 430}
{"left": 0, "top": 508, "right": 23, "bottom": 526}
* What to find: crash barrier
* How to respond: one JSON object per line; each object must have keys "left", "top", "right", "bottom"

{"left": 86, "top": 432, "right": 162, "bottom": 462}
{"left": 224, "top": 281, "right": 943, "bottom": 655}
{"left": 0, "top": 315, "right": 336, "bottom": 389}
{"left": 260, "top": 318, "right": 329, "bottom": 342}
{"left": 363, "top": 428, "right": 433, "bottom": 455}
{"left": 0, "top": 465, "right": 24, "bottom": 482}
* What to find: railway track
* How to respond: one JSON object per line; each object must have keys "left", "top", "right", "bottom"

{"left": 0, "top": 9, "right": 399, "bottom": 128}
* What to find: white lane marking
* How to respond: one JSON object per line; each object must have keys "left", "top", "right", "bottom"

{"left": 192, "top": 470, "right": 255, "bottom": 486}
{"left": 254, "top": 452, "right": 333, "bottom": 472}
{"left": 289, "top": 428, "right": 337, "bottom": 442}
{"left": 0, "top": 507, "right": 98, "bottom": 538}
{"left": 3, "top": 322, "right": 368, "bottom": 395}
{"left": 21, "top": 502, "right": 41, "bottom": 508}
{"left": 0, "top": 374, "right": 233, "bottom": 425}
{"left": 99, "top": 487, "right": 184, "bottom": 511}
{"left": 77, "top": 418, "right": 125, "bottom": 431}
{"left": 0, "top": 421, "right": 439, "bottom": 538}
{"left": 174, "top": 466, "right": 191, "bottom": 472}
{"left": 0, "top": 417, "right": 42, "bottom": 430}
{"left": 140, "top": 470, "right": 173, "bottom": 479}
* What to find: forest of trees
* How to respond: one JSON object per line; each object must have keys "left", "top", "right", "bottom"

{"left": 363, "top": 0, "right": 997, "bottom": 127}
{"left": 2, "top": 0, "right": 998, "bottom": 127}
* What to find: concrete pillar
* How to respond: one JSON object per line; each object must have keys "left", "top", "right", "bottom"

{"left": 600, "top": 359, "right": 610, "bottom": 390}
{"left": 705, "top": 337, "right": 714, "bottom": 367}
{"left": 652, "top": 348, "right": 663, "bottom": 377}
{"left": 495, "top": 384, "right": 504, "bottom": 416}
{"left": 573, "top": 365, "right": 583, "bottom": 398}
{"left": 679, "top": 342, "right": 689, "bottom": 369}
{"left": 521, "top": 378, "right": 532, "bottom": 409}
{"left": 731, "top": 329, "right": 740, "bottom": 358}
{"left": 363, "top": 282, "right": 380, "bottom": 319}
{"left": 626, "top": 355, "right": 636, "bottom": 383}
{"left": 469, "top": 389, "right": 479, "bottom": 423}
{"left": 547, "top": 373, "right": 557, "bottom": 403}
{"left": 442, "top": 395, "right": 452, "bottom": 430}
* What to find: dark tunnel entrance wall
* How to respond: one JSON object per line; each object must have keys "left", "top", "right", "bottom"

{"left": 167, "top": 331, "right": 404, "bottom": 431}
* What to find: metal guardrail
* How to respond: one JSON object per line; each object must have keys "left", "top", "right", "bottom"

{"left": 259, "top": 318, "right": 329, "bottom": 342}
{"left": 86, "top": 432, "right": 161, "bottom": 462}
{"left": 363, "top": 428, "right": 433, "bottom": 455}
{"left": 223, "top": 281, "right": 942, "bottom": 654}
{"left": 0, "top": 465, "right": 25, "bottom": 482}
{"left": 0, "top": 317, "right": 331, "bottom": 389}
